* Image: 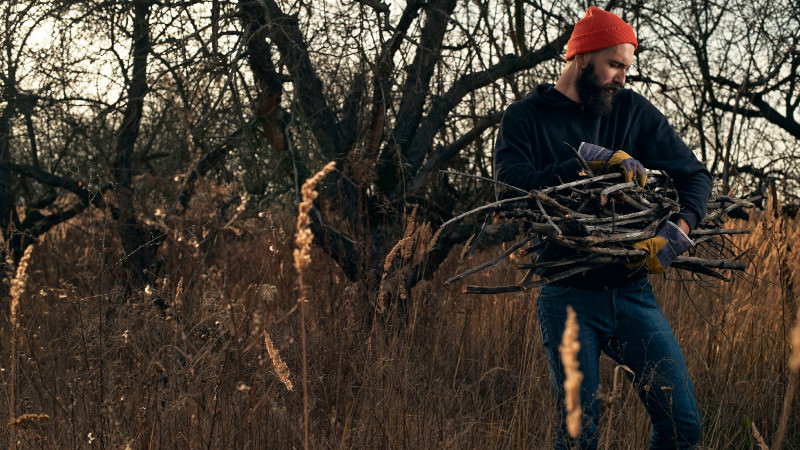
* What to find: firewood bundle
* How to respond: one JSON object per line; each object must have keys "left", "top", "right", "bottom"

{"left": 440, "top": 172, "right": 756, "bottom": 294}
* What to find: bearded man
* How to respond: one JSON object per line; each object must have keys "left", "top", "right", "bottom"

{"left": 493, "top": 6, "right": 713, "bottom": 449}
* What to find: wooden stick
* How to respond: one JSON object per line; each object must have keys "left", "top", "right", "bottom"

{"left": 444, "top": 234, "right": 538, "bottom": 284}
{"left": 600, "top": 181, "right": 636, "bottom": 206}
{"left": 463, "top": 284, "right": 523, "bottom": 294}
{"left": 439, "top": 194, "right": 529, "bottom": 229}
{"left": 541, "top": 173, "right": 622, "bottom": 193}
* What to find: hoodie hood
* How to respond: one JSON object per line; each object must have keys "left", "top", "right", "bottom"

{"left": 526, "top": 83, "right": 580, "bottom": 109}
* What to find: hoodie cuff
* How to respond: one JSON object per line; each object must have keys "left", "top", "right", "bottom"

{"left": 673, "top": 210, "right": 699, "bottom": 231}
{"left": 560, "top": 158, "right": 586, "bottom": 182}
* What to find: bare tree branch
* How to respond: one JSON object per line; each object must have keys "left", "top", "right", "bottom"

{"left": 257, "top": 0, "right": 345, "bottom": 156}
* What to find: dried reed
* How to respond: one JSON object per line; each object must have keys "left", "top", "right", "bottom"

{"left": 790, "top": 305, "right": 800, "bottom": 374}
{"left": 293, "top": 160, "right": 336, "bottom": 450}
{"left": 774, "top": 304, "right": 800, "bottom": 449}
{"left": 751, "top": 422, "right": 769, "bottom": 450}
{"left": 377, "top": 205, "right": 435, "bottom": 311}
{"left": 559, "top": 305, "right": 583, "bottom": 438}
{"left": 8, "top": 413, "right": 50, "bottom": 428}
{"left": 377, "top": 208, "right": 416, "bottom": 312}
{"left": 8, "top": 245, "right": 34, "bottom": 450}
{"left": 264, "top": 330, "right": 293, "bottom": 391}
{"left": 294, "top": 161, "right": 336, "bottom": 276}
{"left": 9, "top": 245, "right": 34, "bottom": 328}
{"left": 602, "top": 364, "right": 634, "bottom": 449}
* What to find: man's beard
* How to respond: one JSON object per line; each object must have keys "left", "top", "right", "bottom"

{"left": 576, "top": 62, "right": 622, "bottom": 116}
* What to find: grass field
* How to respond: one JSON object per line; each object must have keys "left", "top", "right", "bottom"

{"left": 2, "top": 183, "right": 799, "bottom": 449}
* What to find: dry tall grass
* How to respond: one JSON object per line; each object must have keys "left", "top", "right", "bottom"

{"left": 7, "top": 244, "right": 35, "bottom": 450}
{"left": 1, "top": 182, "right": 798, "bottom": 448}
{"left": 294, "top": 160, "right": 336, "bottom": 450}
{"left": 559, "top": 306, "right": 582, "bottom": 438}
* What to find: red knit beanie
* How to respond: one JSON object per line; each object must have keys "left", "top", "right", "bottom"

{"left": 565, "top": 6, "right": 638, "bottom": 60}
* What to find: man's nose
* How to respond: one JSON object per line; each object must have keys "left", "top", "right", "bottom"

{"left": 614, "top": 70, "right": 626, "bottom": 86}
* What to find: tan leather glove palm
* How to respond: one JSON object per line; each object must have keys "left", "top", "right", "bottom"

{"left": 578, "top": 143, "right": 647, "bottom": 187}
{"left": 629, "top": 221, "right": 693, "bottom": 273}
{"left": 606, "top": 150, "right": 647, "bottom": 187}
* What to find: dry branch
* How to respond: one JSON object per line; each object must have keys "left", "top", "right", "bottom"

{"left": 441, "top": 172, "right": 756, "bottom": 294}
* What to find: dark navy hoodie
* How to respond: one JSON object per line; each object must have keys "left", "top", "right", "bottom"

{"left": 493, "top": 83, "right": 713, "bottom": 288}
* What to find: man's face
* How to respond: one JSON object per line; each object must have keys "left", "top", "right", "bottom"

{"left": 575, "top": 44, "right": 635, "bottom": 115}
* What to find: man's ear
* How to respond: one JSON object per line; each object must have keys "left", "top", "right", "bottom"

{"left": 574, "top": 53, "right": 588, "bottom": 70}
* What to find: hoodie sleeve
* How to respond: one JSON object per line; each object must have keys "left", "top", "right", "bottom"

{"left": 632, "top": 96, "right": 713, "bottom": 230}
{"left": 493, "top": 101, "right": 583, "bottom": 197}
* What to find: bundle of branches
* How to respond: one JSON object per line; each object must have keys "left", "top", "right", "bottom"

{"left": 440, "top": 172, "right": 756, "bottom": 295}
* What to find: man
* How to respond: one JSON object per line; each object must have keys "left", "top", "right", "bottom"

{"left": 493, "top": 6, "right": 713, "bottom": 449}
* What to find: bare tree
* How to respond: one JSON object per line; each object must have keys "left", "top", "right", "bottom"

{"left": 637, "top": 0, "right": 800, "bottom": 204}
{"left": 231, "top": 0, "right": 582, "bottom": 308}
{"left": 0, "top": 1, "right": 248, "bottom": 287}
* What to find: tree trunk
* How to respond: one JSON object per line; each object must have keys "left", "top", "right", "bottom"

{"left": 0, "top": 111, "right": 13, "bottom": 235}
{"left": 111, "top": 0, "right": 161, "bottom": 288}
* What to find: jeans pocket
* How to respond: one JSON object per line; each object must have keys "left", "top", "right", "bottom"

{"left": 538, "top": 284, "right": 572, "bottom": 300}
{"left": 536, "top": 288, "right": 571, "bottom": 349}
{"left": 536, "top": 303, "right": 555, "bottom": 348}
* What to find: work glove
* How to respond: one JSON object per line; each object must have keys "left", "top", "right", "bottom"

{"left": 630, "top": 221, "right": 693, "bottom": 273}
{"left": 578, "top": 142, "right": 647, "bottom": 187}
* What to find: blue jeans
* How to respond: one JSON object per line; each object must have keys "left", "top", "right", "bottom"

{"left": 536, "top": 278, "right": 701, "bottom": 449}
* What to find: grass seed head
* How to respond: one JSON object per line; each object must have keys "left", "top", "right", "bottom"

{"left": 559, "top": 305, "right": 583, "bottom": 438}
{"left": 264, "top": 331, "right": 293, "bottom": 391}
{"left": 10, "top": 245, "right": 35, "bottom": 328}
{"left": 790, "top": 306, "right": 800, "bottom": 373}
